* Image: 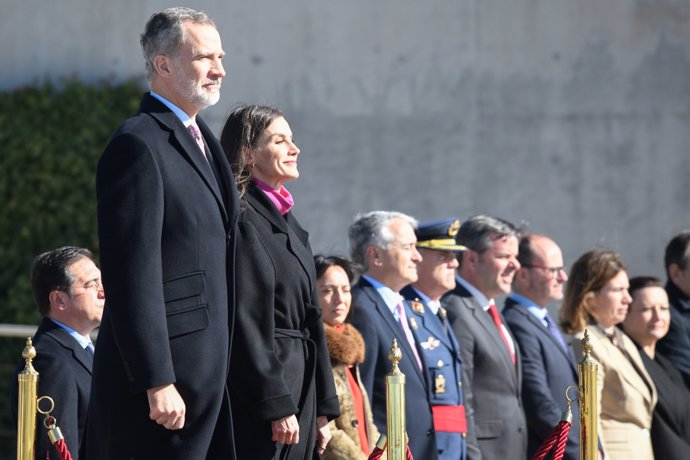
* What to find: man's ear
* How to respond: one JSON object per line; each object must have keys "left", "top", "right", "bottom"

{"left": 464, "top": 249, "right": 479, "bottom": 268}
{"left": 49, "top": 290, "right": 67, "bottom": 312}
{"left": 515, "top": 266, "right": 529, "bottom": 284}
{"left": 153, "top": 55, "right": 172, "bottom": 78}
{"left": 367, "top": 245, "right": 382, "bottom": 267}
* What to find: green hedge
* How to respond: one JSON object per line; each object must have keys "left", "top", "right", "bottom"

{"left": 0, "top": 78, "right": 143, "bottom": 457}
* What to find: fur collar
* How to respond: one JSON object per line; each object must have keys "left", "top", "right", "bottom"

{"left": 324, "top": 323, "right": 366, "bottom": 366}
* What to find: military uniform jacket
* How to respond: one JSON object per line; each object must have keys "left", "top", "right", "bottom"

{"left": 401, "top": 285, "right": 467, "bottom": 460}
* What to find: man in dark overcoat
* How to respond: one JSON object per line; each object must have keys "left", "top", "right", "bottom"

{"left": 82, "top": 7, "right": 239, "bottom": 459}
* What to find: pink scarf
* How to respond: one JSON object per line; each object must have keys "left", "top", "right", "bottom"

{"left": 252, "top": 178, "right": 294, "bottom": 215}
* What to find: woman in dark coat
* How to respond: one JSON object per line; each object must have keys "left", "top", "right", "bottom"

{"left": 221, "top": 105, "right": 340, "bottom": 459}
{"left": 621, "top": 276, "right": 690, "bottom": 460}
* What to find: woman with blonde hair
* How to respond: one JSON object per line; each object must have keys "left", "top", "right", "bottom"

{"left": 560, "top": 250, "right": 656, "bottom": 460}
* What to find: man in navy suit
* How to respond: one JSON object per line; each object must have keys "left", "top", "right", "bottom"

{"left": 12, "top": 246, "right": 104, "bottom": 460}
{"left": 502, "top": 234, "right": 580, "bottom": 460}
{"left": 83, "top": 7, "right": 239, "bottom": 459}
{"left": 442, "top": 215, "right": 527, "bottom": 460}
{"left": 401, "top": 218, "right": 474, "bottom": 460}
{"left": 348, "top": 211, "right": 438, "bottom": 459}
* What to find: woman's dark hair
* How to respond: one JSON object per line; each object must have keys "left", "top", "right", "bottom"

{"left": 628, "top": 276, "right": 664, "bottom": 298}
{"left": 313, "top": 254, "right": 355, "bottom": 283}
{"left": 220, "top": 104, "right": 283, "bottom": 197}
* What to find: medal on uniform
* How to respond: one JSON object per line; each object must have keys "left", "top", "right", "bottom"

{"left": 435, "top": 373, "right": 446, "bottom": 393}
{"left": 411, "top": 301, "right": 424, "bottom": 314}
{"left": 421, "top": 336, "right": 440, "bottom": 350}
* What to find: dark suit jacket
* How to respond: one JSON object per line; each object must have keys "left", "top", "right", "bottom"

{"left": 84, "top": 93, "right": 239, "bottom": 459}
{"left": 229, "top": 183, "right": 339, "bottom": 459}
{"left": 638, "top": 349, "right": 690, "bottom": 460}
{"left": 11, "top": 318, "right": 92, "bottom": 460}
{"left": 351, "top": 278, "right": 437, "bottom": 460}
{"left": 503, "top": 297, "right": 580, "bottom": 460}
{"left": 442, "top": 281, "right": 527, "bottom": 460}
{"left": 658, "top": 281, "right": 690, "bottom": 389}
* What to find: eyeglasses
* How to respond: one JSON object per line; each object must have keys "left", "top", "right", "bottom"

{"left": 71, "top": 279, "right": 104, "bottom": 291}
{"left": 523, "top": 264, "right": 565, "bottom": 278}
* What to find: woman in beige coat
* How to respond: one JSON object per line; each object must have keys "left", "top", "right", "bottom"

{"left": 561, "top": 250, "right": 657, "bottom": 460}
{"left": 315, "top": 255, "right": 382, "bottom": 460}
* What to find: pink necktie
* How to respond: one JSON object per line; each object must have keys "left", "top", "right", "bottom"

{"left": 487, "top": 301, "right": 516, "bottom": 365}
{"left": 187, "top": 122, "right": 207, "bottom": 158}
{"left": 395, "top": 302, "right": 423, "bottom": 370}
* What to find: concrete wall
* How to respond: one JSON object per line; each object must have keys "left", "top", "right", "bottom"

{"left": 3, "top": 0, "right": 690, "bottom": 279}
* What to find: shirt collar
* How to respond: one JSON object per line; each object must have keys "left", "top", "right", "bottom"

{"left": 150, "top": 91, "right": 194, "bottom": 127}
{"left": 50, "top": 319, "right": 91, "bottom": 349}
{"left": 510, "top": 293, "right": 549, "bottom": 322}
{"left": 362, "top": 275, "right": 404, "bottom": 314}
{"left": 456, "top": 275, "right": 492, "bottom": 310}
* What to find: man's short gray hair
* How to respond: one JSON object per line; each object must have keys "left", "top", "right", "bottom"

{"left": 457, "top": 215, "right": 520, "bottom": 265}
{"left": 348, "top": 211, "right": 418, "bottom": 272}
{"left": 140, "top": 7, "right": 216, "bottom": 82}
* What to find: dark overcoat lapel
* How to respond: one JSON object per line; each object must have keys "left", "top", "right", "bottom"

{"left": 42, "top": 320, "right": 93, "bottom": 373}
{"left": 141, "top": 95, "right": 232, "bottom": 226}
{"left": 245, "top": 187, "right": 314, "bottom": 292}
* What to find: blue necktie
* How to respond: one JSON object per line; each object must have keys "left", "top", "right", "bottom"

{"left": 544, "top": 314, "right": 569, "bottom": 354}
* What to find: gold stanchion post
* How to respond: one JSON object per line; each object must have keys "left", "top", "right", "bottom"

{"left": 579, "top": 329, "right": 598, "bottom": 460}
{"left": 386, "top": 339, "right": 406, "bottom": 460}
{"left": 17, "top": 337, "right": 38, "bottom": 460}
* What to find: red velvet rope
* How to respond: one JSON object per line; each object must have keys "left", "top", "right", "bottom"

{"left": 367, "top": 443, "right": 414, "bottom": 459}
{"left": 367, "top": 447, "right": 385, "bottom": 460}
{"left": 53, "top": 438, "right": 73, "bottom": 460}
{"left": 530, "top": 419, "right": 571, "bottom": 460}
{"left": 552, "top": 420, "right": 570, "bottom": 460}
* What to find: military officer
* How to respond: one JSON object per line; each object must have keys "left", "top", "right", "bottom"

{"left": 401, "top": 218, "right": 474, "bottom": 460}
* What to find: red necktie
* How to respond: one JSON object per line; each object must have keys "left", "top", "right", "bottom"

{"left": 487, "top": 301, "right": 516, "bottom": 364}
